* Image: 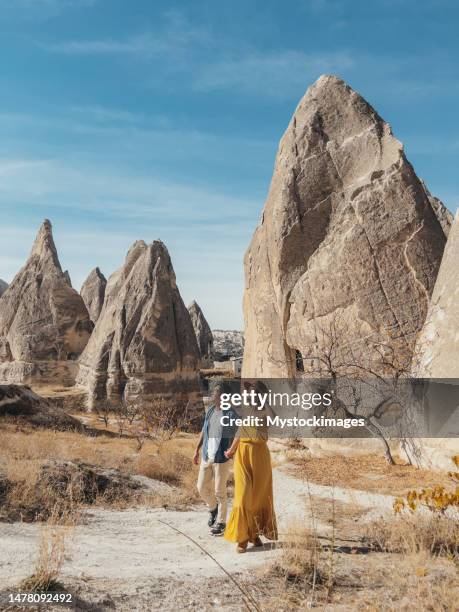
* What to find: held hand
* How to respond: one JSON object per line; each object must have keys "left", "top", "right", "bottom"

{"left": 193, "top": 450, "right": 200, "bottom": 465}
{"left": 224, "top": 449, "right": 234, "bottom": 459}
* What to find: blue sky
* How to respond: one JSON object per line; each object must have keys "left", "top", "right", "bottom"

{"left": 0, "top": 0, "right": 458, "bottom": 329}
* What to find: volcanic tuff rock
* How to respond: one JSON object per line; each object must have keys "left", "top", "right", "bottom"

{"left": 243, "top": 75, "right": 448, "bottom": 378}
{"left": 414, "top": 212, "right": 459, "bottom": 377}
{"left": 425, "top": 185, "right": 454, "bottom": 237}
{"left": 212, "top": 330, "right": 245, "bottom": 361}
{"left": 76, "top": 239, "right": 201, "bottom": 410}
{"left": 0, "top": 280, "right": 8, "bottom": 297}
{"left": 188, "top": 301, "right": 214, "bottom": 367}
{"left": 80, "top": 267, "right": 107, "bottom": 323}
{"left": 0, "top": 220, "right": 93, "bottom": 386}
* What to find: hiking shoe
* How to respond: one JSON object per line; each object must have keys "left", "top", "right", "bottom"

{"left": 208, "top": 506, "right": 218, "bottom": 527}
{"left": 210, "top": 522, "right": 226, "bottom": 536}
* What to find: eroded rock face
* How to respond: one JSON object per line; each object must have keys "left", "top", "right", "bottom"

{"left": 0, "top": 220, "right": 93, "bottom": 386}
{"left": 76, "top": 240, "right": 201, "bottom": 410}
{"left": 243, "top": 75, "right": 447, "bottom": 378}
{"left": 414, "top": 213, "right": 459, "bottom": 377}
{"left": 0, "top": 280, "right": 8, "bottom": 297}
{"left": 80, "top": 267, "right": 107, "bottom": 323}
{"left": 212, "top": 330, "right": 245, "bottom": 361}
{"left": 425, "top": 186, "right": 454, "bottom": 237}
{"left": 188, "top": 301, "right": 213, "bottom": 367}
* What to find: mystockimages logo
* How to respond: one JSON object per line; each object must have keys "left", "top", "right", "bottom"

{"left": 220, "top": 412, "right": 366, "bottom": 430}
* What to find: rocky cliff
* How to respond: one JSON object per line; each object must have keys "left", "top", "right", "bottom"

{"left": 0, "top": 220, "right": 93, "bottom": 386}
{"left": 0, "top": 279, "right": 8, "bottom": 297}
{"left": 80, "top": 267, "right": 107, "bottom": 323}
{"left": 414, "top": 212, "right": 459, "bottom": 377}
{"left": 76, "top": 240, "right": 201, "bottom": 410}
{"left": 243, "top": 75, "right": 448, "bottom": 378}
{"left": 188, "top": 301, "right": 213, "bottom": 367}
{"left": 212, "top": 330, "right": 244, "bottom": 361}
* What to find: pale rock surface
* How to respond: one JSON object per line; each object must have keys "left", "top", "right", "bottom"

{"left": 76, "top": 240, "right": 201, "bottom": 410}
{"left": 243, "top": 75, "right": 447, "bottom": 378}
{"left": 80, "top": 267, "right": 107, "bottom": 323}
{"left": 0, "top": 220, "right": 93, "bottom": 386}
{"left": 63, "top": 270, "right": 72, "bottom": 286}
{"left": 188, "top": 301, "right": 213, "bottom": 367}
{"left": 426, "top": 189, "right": 453, "bottom": 237}
{"left": 414, "top": 212, "right": 459, "bottom": 377}
{"left": 212, "top": 330, "right": 245, "bottom": 361}
{"left": 0, "top": 279, "right": 8, "bottom": 297}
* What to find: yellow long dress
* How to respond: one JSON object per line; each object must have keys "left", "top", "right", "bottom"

{"left": 224, "top": 431, "right": 278, "bottom": 543}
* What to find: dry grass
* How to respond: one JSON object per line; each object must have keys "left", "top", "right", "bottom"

{"left": 20, "top": 507, "right": 78, "bottom": 593}
{"left": 272, "top": 519, "right": 326, "bottom": 587}
{"left": 364, "top": 513, "right": 459, "bottom": 556}
{"left": 0, "top": 420, "right": 201, "bottom": 520}
{"left": 289, "top": 452, "right": 453, "bottom": 496}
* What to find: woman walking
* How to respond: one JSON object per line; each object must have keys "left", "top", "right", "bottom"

{"left": 223, "top": 383, "right": 277, "bottom": 553}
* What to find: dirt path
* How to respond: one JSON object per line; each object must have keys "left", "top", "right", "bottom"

{"left": 0, "top": 466, "right": 396, "bottom": 599}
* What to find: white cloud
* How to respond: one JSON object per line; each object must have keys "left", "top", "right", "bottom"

{"left": 0, "top": 159, "right": 253, "bottom": 328}
{"left": 0, "top": 157, "right": 258, "bottom": 222}
{"left": 68, "top": 105, "right": 148, "bottom": 124}
{"left": 0, "top": 0, "right": 95, "bottom": 19}
{"left": 43, "top": 34, "right": 165, "bottom": 56}
{"left": 41, "top": 12, "right": 210, "bottom": 58}
{"left": 193, "top": 50, "right": 354, "bottom": 97}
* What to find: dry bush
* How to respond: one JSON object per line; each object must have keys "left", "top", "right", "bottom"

{"left": 394, "top": 455, "right": 459, "bottom": 514}
{"left": 271, "top": 520, "right": 326, "bottom": 590}
{"left": 364, "top": 513, "right": 459, "bottom": 556}
{"left": 134, "top": 441, "right": 200, "bottom": 508}
{"left": 20, "top": 507, "right": 78, "bottom": 592}
{"left": 1, "top": 459, "right": 96, "bottom": 522}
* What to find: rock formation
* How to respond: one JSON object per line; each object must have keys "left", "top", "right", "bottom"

{"left": 188, "top": 301, "right": 214, "bottom": 367}
{"left": 80, "top": 267, "right": 107, "bottom": 323}
{"left": 414, "top": 212, "right": 459, "bottom": 377}
{"left": 63, "top": 270, "right": 72, "bottom": 286}
{"left": 243, "top": 75, "right": 448, "bottom": 378}
{"left": 423, "top": 183, "right": 454, "bottom": 237}
{"left": 0, "top": 279, "right": 8, "bottom": 297}
{"left": 212, "top": 330, "right": 245, "bottom": 361}
{"left": 0, "top": 384, "right": 83, "bottom": 431}
{"left": 0, "top": 220, "right": 93, "bottom": 386}
{"left": 76, "top": 239, "right": 201, "bottom": 410}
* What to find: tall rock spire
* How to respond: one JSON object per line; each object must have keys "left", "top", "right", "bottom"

{"left": 0, "top": 220, "right": 93, "bottom": 386}
{"left": 77, "top": 240, "right": 201, "bottom": 410}
{"left": 80, "top": 267, "right": 107, "bottom": 323}
{"left": 242, "top": 75, "right": 448, "bottom": 377}
{"left": 0, "top": 279, "right": 8, "bottom": 297}
{"left": 414, "top": 212, "right": 459, "bottom": 377}
{"left": 188, "top": 301, "right": 214, "bottom": 367}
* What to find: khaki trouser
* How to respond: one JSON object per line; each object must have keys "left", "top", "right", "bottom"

{"left": 197, "top": 459, "right": 232, "bottom": 524}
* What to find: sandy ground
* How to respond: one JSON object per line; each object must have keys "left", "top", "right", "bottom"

{"left": 0, "top": 466, "right": 396, "bottom": 608}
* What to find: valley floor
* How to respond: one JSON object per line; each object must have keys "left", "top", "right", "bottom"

{"left": 1, "top": 451, "right": 457, "bottom": 611}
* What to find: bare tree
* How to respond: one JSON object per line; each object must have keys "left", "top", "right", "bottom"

{"left": 269, "top": 311, "right": 418, "bottom": 464}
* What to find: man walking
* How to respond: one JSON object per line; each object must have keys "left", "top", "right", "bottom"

{"left": 194, "top": 382, "right": 236, "bottom": 536}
